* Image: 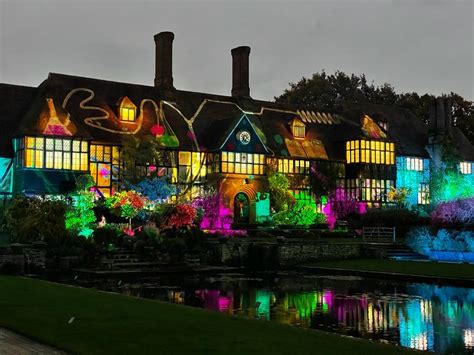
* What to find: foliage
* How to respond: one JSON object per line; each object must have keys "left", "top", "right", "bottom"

{"left": 322, "top": 188, "right": 366, "bottom": 230}
{"left": 387, "top": 187, "right": 409, "bottom": 208}
{"left": 93, "top": 226, "right": 120, "bottom": 247}
{"left": 430, "top": 170, "right": 474, "bottom": 205}
{"left": 406, "top": 227, "right": 474, "bottom": 254}
{"left": 121, "top": 134, "right": 164, "bottom": 183}
{"left": 128, "top": 177, "right": 176, "bottom": 204}
{"left": 105, "top": 190, "right": 148, "bottom": 220}
{"left": 3, "top": 196, "right": 67, "bottom": 244}
{"left": 268, "top": 171, "right": 295, "bottom": 212}
{"left": 191, "top": 188, "right": 224, "bottom": 229}
{"left": 165, "top": 204, "right": 197, "bottom": 229}
{"left": 430, "top": 197, "right": 474, "bottom": 226}
{"left": 275, "top": 70, "right": 474, "bottom": 145}
{"left": 65, "top": 190, "right": 96, "bottom": 239}
{"left": 272, "top": 200, "right": 325, "bottom": 226}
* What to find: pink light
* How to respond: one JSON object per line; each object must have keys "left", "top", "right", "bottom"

{"left": 44, "top": 124, "right": 72, "bottom": 136}
{"left": 323, "top": 290, "right": 333, "bottom": 310}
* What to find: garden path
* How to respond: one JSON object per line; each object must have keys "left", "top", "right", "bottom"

{"left": 0, "top": 327, "right": 65, "bottom": 354}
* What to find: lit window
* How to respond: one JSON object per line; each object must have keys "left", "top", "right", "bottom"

{"left": 178, "top": 151, "right": 206, "bottom": 183}
{"left": 346, "top": 139, "right": 394, "bottom": 165}
{"left": 221, "top": 151, "right": 265, "bottom": 175}
{"left": 119, "top": 96, "right": 137, "bottom": 122}
{"left": 272, "top": 158, "right": 310, "bottom": 174}
{"left": 358, "top": 179, "right": 393, "bottom": 202}
{"left": 21, "top": 136, "right": 88, "bottom": 171}
{"left": 90, "top": 144, "right": 121, "bottom": 197}
{"left": 290, "top": 118, "right": 306, "bottom": 138}
{"left": 460, "top": 161, "right": 472, "bottom": 175}
{"left": 406, "top": 157, "right": 424, "bottom": 171}
{"left": 418, "top": 183, "right": 430, "bottom": 205}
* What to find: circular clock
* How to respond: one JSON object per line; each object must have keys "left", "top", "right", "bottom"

{"left": 237, "top": 130, "right": 251, "bottom": 145}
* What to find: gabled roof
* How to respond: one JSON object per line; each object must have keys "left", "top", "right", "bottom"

{"left": 2, "top": 72, "right": 474, "bottom": 165}
{"left": 338, "top": 102, "right": 431, "bottom": 158}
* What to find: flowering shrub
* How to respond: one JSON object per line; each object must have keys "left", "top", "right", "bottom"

{"left": 387, "top": 187, "right": 409, "bottom": 208}
{"left": 431, "top": 197, "right": 474, "bottom": 226}
{"left": 105, "top": 190, "right": 148, "bottom": 220}
{"left": 165, "top": 204, "right": 197, "bottom": 229}
{"left": 323, "top": 188, "right": 366, "bottom": 230}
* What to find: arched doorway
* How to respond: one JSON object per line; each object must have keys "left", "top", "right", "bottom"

{"left": 234, "top": 192, "right": 250, "bottom": 224}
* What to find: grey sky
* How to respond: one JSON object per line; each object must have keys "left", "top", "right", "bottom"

{"left": 0, "top": 0, "right": 473, "bottom": 101}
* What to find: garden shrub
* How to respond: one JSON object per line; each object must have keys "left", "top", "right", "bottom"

{"left": 272, "top": 200, "right": 326, "bottom": 227}
{"left": 93, "top": 226, "right": 119, "bottom": 247}
{"left": 431, "top": 197, "right": 474, "bottom": 226}
{"left": 406, "top": 227, "right": 433, "bottom": 254}
{"left": 406, "top": 227, "right": 474, "bottom": 254}
{"left": 4, "top": 196, "right": 67, "bottom": 244}
{"left": 432, "top": 229, "right": 465, "bottom": 251}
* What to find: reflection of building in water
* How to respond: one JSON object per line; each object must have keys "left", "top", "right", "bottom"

{"left": 255, "top": 290, "right": 274, "bottom": 321}
{"left": 399, "top": 299, "right": 434, "bottom": 351}
{"left": 195, "top": 289, "right": 234, "bottom": 313}
{"left": 464, "top": 329, "right": 474, "bottom": 350}
{"left": 167, "top": 290, "right": 185, "bottom": 304}
{"left": 277, "top": 291, "right": 333, "bottom": 327}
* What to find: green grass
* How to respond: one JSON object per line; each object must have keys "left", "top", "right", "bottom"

{"left": 309, "top": 259, "right": 474, "bottom": 279}
{"left": 0, "top": 277, "right": 414, "bottom": 355}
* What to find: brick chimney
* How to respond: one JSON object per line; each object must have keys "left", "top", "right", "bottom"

{"left": 154, "top": 32, "right": 175, "bottom": 91}
{"left": 231, "top": 46, "right": 251, "bottom": 97}
{"left": 429, "top": 97, "right": 453, "bottom": 134}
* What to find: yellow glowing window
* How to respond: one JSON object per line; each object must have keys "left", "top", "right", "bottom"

{"left": 22, "top": 136, "right": 88, "bottom": 171}
{"left": 119, "top": 96, "right": 137, "bottom": 122}
{"left": 179, "top": 151, "right": 191, "bottom": 165}
{"left": 290, "top": 118, "right": 306, "bottom": 138}
{"left": 220, "top": 151, "right": 265, "bottom": 175}
{"left": 346, "top": 139, "right": 395, "bottom": 165}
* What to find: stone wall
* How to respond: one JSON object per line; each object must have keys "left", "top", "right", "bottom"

{"left": 206, "top": 238, "right": 362, "bottom": 269}
{"left": 0, "top": 242, "right": 46, "bottom": 274}
{"left": 278, "top": 241, "right": 361, "bottom": 266}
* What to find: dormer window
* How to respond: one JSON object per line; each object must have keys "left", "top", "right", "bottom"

{"left": 119, "top": 96, "right": 137, "bottom": 122}
{"left": 290, "top": 118, "right": 306, "bottom": 139}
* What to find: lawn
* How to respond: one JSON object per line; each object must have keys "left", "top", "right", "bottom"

{"left": 308, "top": 259, "right": 474, "bottom": 279}
{"left": 0, "top": 276, "right": 414, "bottom": 355}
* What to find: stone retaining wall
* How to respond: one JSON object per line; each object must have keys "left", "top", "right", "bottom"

{"left": 206, "top": 238, "right": 363, "bottom": 268}
{"left": 0, "top": 242, "right": 46, "bottom": 274}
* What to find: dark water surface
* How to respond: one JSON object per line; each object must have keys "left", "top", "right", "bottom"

{"left": 67, "top": 273, "right": 474, "bottom": 354}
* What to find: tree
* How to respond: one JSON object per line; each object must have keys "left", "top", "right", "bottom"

{"left": 275, "top": 70, "right": 474, "bottom": 144}
{"left": 121, "top": 134, "right": 164, "bottom": 183}
{"left": 65, "top": 175, "right": 97, "bottom": 238}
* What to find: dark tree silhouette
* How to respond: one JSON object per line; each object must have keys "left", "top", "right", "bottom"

{"left": 275, "top": 70, "right": 474, "bottom": 144}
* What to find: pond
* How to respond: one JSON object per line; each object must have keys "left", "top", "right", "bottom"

{"left": 70, "top": 273, "right": 474, "bottom": 353}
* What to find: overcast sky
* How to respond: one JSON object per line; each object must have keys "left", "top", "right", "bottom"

{"left": 0, "top": 0, "right": 473, "bottom": 101}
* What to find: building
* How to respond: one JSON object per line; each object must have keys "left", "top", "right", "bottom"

{"left": 0, "top": 32, "right": 473, "bottom": 225}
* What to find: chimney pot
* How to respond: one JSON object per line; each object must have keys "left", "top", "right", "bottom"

{"left": 231, "top": 46, "right": 251, "bottom": 97}
{"left": 154, "top": 31, "right": 175, "bottom": 91}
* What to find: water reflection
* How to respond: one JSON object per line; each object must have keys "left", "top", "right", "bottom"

{"left": 115, "top": 276, "right": 473, "bottom": 353}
